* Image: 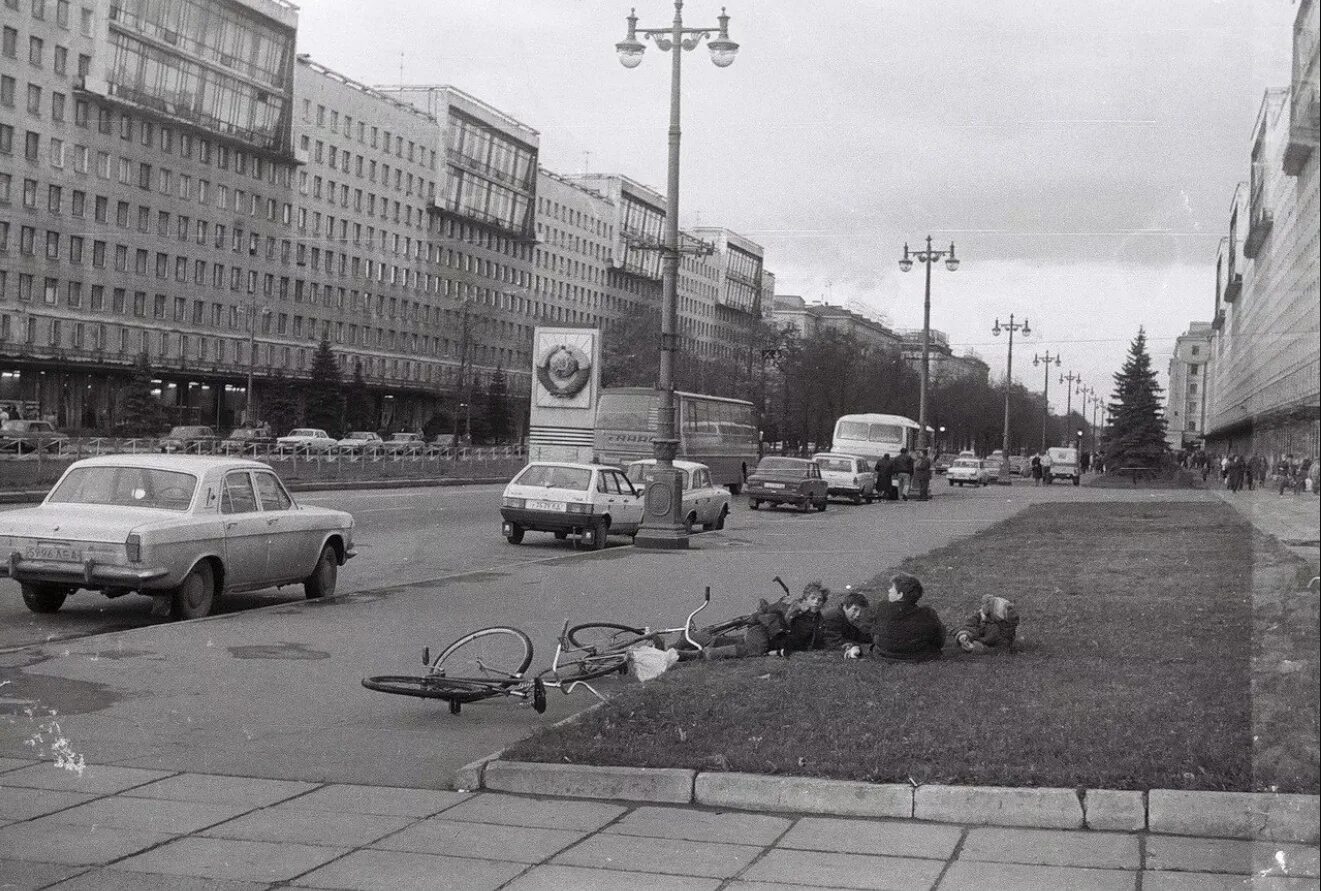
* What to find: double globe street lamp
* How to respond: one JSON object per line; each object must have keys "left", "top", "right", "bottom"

{"left": 616, "top": 3, "right": 739, "bottom": 550}
{"left": 991, "top": 314, "right": 1029, "bottom": 484}
{"left": 1033, "top": 350, "right": 1061, "bottom": 453}
{"left": 898, "top": 236, "right": 960, "bottom": 452}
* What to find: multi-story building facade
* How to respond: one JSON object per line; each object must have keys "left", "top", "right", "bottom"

{"left": 1165, "top": 321, "right": 1213, "bottom": 450}
{"left": 771, "top": 295, "right": 903, "bottom": 357}
{"left": 898, "top": 329, "right": 987, "bottom": 385}
{"left": 1205, "top": 0, "right": 1320, "bottom": 462}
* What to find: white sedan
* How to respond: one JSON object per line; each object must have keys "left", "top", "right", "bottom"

{"left": 625, "top": 459, "right": 732, "bottom": 532}
{"left": 0, "top": 456, "right": 355, "bottom": 619}
{"left": 946, "top": 458, "right": 992, "bottom": 486}
{"left": 277, "top": 428, "right": 338, "bottom": 454}
{"left": 500, "top": 462, "right": 644, "bottom": 549}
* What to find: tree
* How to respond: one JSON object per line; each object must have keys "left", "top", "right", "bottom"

{"left": 262, "top": 370, "right": 301, "bottom": 436}
{"left": 342, "top": 361, "right": 374, "bottom": 432}
{"left": 601, "top": 307, "right": 661, "bottom": 388}
{"left": 1102, "top": 327, "right": 1168, "bottom": 469}
{"left": 483, "top": 366, "right": 512, "bottom": 444}
{"left": 117, "top": 352, "right": 167, "bottom": 436}
{"left": 304, "top": 338, "right": 343, "bottom": 437}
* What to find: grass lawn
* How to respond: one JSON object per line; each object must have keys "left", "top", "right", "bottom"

{"left": 505, "top": 501, "right": 1319, "bottom": 794}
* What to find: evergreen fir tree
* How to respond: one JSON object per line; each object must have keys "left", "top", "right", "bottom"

{"left": 1102, "top": 327, "right": 1168, "bottom": 469}
{"left": 262, "top": 370, "right": 301, "bottom": 436}
{"left": 342, "top": 361, "right": 374, "bottom": 432}
{"left": 483, "top": 366, "right": 512, "bottom": 444}
{"left": 118, "top": 352, "right": 166, "bottom": 436}
{"left": 304, "top": 338, "right": 344, "bottom": 436}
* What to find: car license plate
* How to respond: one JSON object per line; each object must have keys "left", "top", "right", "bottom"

{"left": 527, "top": 499, "right": 567, "bottom": 512}
{"left": 763, "top": 482, "right": 785, "bottom": 489}
{"left": 25, "top": 541, "right": 82, "bottom": 562}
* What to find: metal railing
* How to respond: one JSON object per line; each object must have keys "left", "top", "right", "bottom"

{"left": 0, "top": 437, "right": 526, "bottom": 464}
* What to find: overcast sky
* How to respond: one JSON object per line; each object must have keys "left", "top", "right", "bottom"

{"left": 294, "top": 0, "right": 1298, "bottom": 411}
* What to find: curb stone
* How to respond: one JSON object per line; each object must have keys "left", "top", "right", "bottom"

{"left": 476, "top": 761, "right": 1321, "bottom": 842}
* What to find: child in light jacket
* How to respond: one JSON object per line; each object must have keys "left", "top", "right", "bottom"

{"left": 955, "top": 594, "right": 1019, "bottom": 654}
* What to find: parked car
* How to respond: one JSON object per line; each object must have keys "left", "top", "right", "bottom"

{"left": 984, "top": 455, "right": 1006, "bottom": 479}
{"left": 276, "top": 428, "right": 338, "bottom": 454}
{"left": 500, "top": 462, "right": 643, "bottom": 549}
{"left": 624, "top": 459, "right": 732, "bottom": 533}
{"left": 947, "top": 457, "right": 991, "bottom": 486}
{"left": 219, "top": 427, "right": 275, "bottom": 454}
{"left": 933, "top": 453, "right": 960, "bottom": 474}
{"left": 1047, "top": 447, "right": 1081, "bottom": 486}
{"left": 159, "top": 426, "right": 219, "bottom": 454}
{"left": 0, "top": 420, "right": 69, "bottom": 455}
{"left": 811, "top": 453, "right": 877, "bottom": 504}
{"left": 382, "top": 432, "right": 426, "bottom": 455}
{"left": 1008, "top": 455, "right": 1030, "bottom": 477}
{"left": 337, "top": 431, "right": 385, "bottom": 455}
{"left": 0, "top": 455, "right": 355, "bottom": 619}
{"left": 745, "top": 457, "right": 829, "bottom": 512}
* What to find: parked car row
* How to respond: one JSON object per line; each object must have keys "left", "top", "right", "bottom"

{"left": 147, "top": 426, "right": 447, "bottom": 457}
{"left": 0, "top": 420, "right": 69, "bottom": 454}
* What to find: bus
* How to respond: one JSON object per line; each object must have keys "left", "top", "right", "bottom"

{"left": 594, "top": 388, "right": 758, "bottom": 492}
{"left": 830, "top": 413, "right": 923, "bottom": 462}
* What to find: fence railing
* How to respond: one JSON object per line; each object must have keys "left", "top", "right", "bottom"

{"left": 0, "top": 436, "right": 527, "bottom": 465}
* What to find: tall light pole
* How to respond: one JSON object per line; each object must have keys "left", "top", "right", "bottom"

{"left": 1032, "top": 350, "right": 1061, "bottom": 453}
{"left": 244, "top": 295, "right": 269, "bottom": 427}
{"left": 1060, "top": 370, "right": 1080, "bottom": 439}
{"left": 991, "top": 314, "right": 1029, "bottom": 484}
{"left": 898, "top": 236, "right": 960, "bottom": 452}
{"left": 617, "top": 2, "right": 739, "bottom": 550}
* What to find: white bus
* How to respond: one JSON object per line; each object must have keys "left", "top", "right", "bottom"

{"left": 831, "top": 414, "right": 923, "bottom": 462}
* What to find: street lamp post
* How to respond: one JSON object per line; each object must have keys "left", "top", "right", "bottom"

{"left": 759, "top": 347, "right": 780, "bottom": 455}
{"left": 991, "top": 314, "right": 1029, "bottom": 484}
{"left": 1060, "top": 370, "right": 1080, "bottom": 438}
{"left": 1032, "top": 350, "right": 1061, "bottom": 453}
{"left": 898, "top": 236, "right": 960, "bottom": 452}
{"left": 244, "top": 296, "right": 269, "bottom": 427}
{"left": 617, "top": 2, "right": 739, "bottom": 550}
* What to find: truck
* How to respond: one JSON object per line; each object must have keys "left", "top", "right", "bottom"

{"left": 1047, "top": 447, "right": 1080, "bottom": 486}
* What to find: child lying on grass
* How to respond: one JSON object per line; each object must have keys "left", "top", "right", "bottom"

{"left": 954, "top": 594, "right": 1019, "bottom": 654}
{"left": 867, "top": 573, "right": 946, "bottom": 662}
{"left": 697, "top": 581, "right": 831, "bottom": 659}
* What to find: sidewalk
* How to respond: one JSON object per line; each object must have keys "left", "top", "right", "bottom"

{"left": 1, "top": 763, "right": 1317, "bottom": 890}
{"left": 1210, "top": 483, "right": 1321, "bottom": 563}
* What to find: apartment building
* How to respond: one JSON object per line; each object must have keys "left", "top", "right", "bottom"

{"left": 899, "top": 330, "right": 989, "bottom": 385}
{"left": 771, "top": 295, "right": 903, "bottom": 357}
{"left": 1205, "top": 0, "right": 1320, "bottom": 461}
{"left": 1165, "top": 322, "right": 1213, "bottom": 450}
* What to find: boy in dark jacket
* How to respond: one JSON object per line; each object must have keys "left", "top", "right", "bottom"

{"left": 955, "top": 595, "right": 1019, "bottom": 654}
{"left": 871, "top": 573, "right": 945, "bottom": 661}
{"left": 820, "top": 590, "right": 871, "bottom": 656}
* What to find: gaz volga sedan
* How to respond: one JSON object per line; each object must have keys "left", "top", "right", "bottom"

{"left": 0, "top": 456, "right": 355, "bottom": 619}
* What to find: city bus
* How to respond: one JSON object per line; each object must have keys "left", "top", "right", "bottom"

{"left": 830, "top": 413, "right": 923, "bottom": 462}
{"left": 594, "top": 388, "right": 758, "bottom": 492}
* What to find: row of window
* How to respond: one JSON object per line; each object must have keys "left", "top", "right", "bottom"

{"left": 6, "top": 0, "right": 93, "bottom": 36}
{"left": 305, "top": 95, "right": 436, "bottom": 171}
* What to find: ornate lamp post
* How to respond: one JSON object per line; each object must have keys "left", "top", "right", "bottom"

{"left": 898, "top": 236, "right": 960, "bottom": 452}
{"left": 991, "top": 314, "right": 1029, "bottom": 484}
{"left": 1032, "top": 350, "right": 1061, "bottom": 453}
{"left": 1060, "top": 369, "right": 1081, "bottom": 437}
{"left": 616, "top": 2, "right": 739, "bottom": 550}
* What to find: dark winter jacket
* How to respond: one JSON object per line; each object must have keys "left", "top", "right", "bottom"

{"left": 871, "top": 600, "right": 946, "bottom": 661}
{"left": 819, "top": 605, "right": 870, "bottom": 650}
{"left": 895, "top": 453, "right": 915, "bottom": 475}
{"left": 874, "top": 456, "right": 893, "bottom": 483}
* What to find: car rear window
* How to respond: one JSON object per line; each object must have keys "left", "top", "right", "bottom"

{"left": 757, "top": 458, "right": 807, "bottom": 472}
{"left": 49, "top": 466, "right": 197, "bottom": 511}
{"left": 953, "top": 459, "right": 979, "bottom": 468}
{"left": 814, "top": 457, "right": 853, "bottom": 473}
{"left": 513, "top": 465, "right": 592, "bottom": 491}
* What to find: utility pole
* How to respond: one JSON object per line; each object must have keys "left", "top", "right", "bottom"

{"left": 453, "top": 300, "right": 471, "bottom": 445}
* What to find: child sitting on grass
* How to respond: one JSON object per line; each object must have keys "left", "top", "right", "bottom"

{"left": 954, "top": 594, "right": 1019, "bottom": 654}
{"left": 699, "top": 581, "right": 831, "bottom": 660}
{"left": 869, "top": 573, "right": 946, "bottom": 661}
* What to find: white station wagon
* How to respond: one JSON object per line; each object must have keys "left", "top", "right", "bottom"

{"left": 625, "top": 459, "right": 731, "bottom": 533}
{"left": 500, "top": 462, "right": 643, "bottom": 549}
{"left": 0, "top": 455, "right": 356, "bottom": 619}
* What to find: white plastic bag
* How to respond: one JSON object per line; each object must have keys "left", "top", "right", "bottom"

{"left": 629, "top": 645, "right": 679, "bottom": 682}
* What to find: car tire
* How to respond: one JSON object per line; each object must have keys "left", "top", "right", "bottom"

{"left": 715, "top": 506, "right": 728, "bottom": 530}
{"left": 553, "top": 530, "right": 568, "bottom": 540}
{"left": 303, "top": 545, "right": 338, "bottom": 599}
{"left": 21, "top": 583, "right": 70, "bottom": 614}
{"left": 816, "top": 498, "right": 828, "bottom": 512}
{"left": 798, "top": 499, "right": 812, "bottom": 514}
{"left": 748, "top": 499, "right": 760, "bottom": 510}
{"left": 172, "top": 561, "right": 217, "bottom": 619}
{"left": 587, "top": 520, "right": 608, "bottom": 551}
{"left": 683, "top": 512, "right": 696, "bottom": 535}
{"left": 505, "top": 524, "right": 525, "bottom": 545}
{"left": 852, "top": 494, "right": 863, "bottom": 505}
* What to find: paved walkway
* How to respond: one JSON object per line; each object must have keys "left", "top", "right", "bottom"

{"left": 1210, "top": 483, "right": 1321, "bottom": 564}
{"left": 1, "top": 763, "right": 1318, "bottom": 890}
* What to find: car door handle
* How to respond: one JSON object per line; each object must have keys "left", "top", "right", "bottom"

{"left": 267, "top": 518, "right": 279, "bottom": 526}
{"left": 225, "top": 521, "right": 238, "bottom": 531}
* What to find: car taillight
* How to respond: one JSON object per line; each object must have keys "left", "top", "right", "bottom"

{"left": 125, "top": 533, "right": 142, "bottom": 563}
{"left": 566, "top": 502, "right": 592, "bottom": 514}
{"left": 502, "top": 497, "right": 525, "bottom": 508}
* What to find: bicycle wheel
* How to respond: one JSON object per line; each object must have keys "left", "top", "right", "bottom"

{"left": 566, "top": 622, "right": 649, "bottom": 652}
{"left": 361, "top": 675, "right": 496, "bottom": 702}
{"left": 433, "top": 627, "right": 534, "bottom": 680}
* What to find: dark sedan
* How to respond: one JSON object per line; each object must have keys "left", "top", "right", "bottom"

{"left": 219, "top": 427, "right": 276, "bottom": 454}
{"left": 0, "top": 420, "right": 69, "bottom": 455}
{"left": 745, "top": 457, "right": 829, "bottom": 513}
{"left": 159, "top": 426, "right": 219, "bottom": 454}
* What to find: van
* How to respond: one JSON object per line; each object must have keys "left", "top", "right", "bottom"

{"left": 1047, "top": 447, "right": 1080, "bottom": 486}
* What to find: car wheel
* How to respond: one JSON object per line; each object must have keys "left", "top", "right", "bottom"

{"left": 715, "top": 506, "right": 728, "bottom": 530}
{"left": 172, "top": 561, "right": 217, "bottom": 619}
{"left": 587, "top": 520, "right": 608, "bottom": 550}
{"left": 303, "top": 545, "right": 338, "bottom": 599}
{"left": 816, "top": 498, "right": 828, "bottom": 512}
{"left": 798, "top": 498, "right": 813, "bottom": 514}
{"left": 506, "top": 524, "right": 525, "bottom": 545}
{"left": 553, "top": 530, "right": 568, "bottom": 540}
{"left": 683, "top": 512, "right": 696, "bottom": 535}
{"left": 852, "top": 494, "right": 863, "bottom": 505}
{"left": 21, "top": 583, "right": 70, "bottom": 614}
{"left": 948, "top": 479, "right": 955, "bottom": 486}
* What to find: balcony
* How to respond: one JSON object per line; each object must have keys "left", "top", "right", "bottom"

{"left": 1244, "top": 204, "right": 1273, "bottom": 259}
{"left": 1211, "top": 308, "right": 1226, "bottom": 332}
{"left": 1223, "top": 271, "right": 1243, "bottom": 303}
{"left": 1285, "top": 0, "right": 1320, "bottom": 176}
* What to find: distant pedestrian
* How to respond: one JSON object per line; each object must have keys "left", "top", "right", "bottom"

{"left": 0, "top": 406, "right": 9, "bottom": 425}
{"left": 913, "top": 449, "right": 933, "bottom": 501}
{"left": 1228, "top": 455, "right": 1245, "bottom": 492}
{"left": 1040, "top": 449, "right": 1053, "bottom": 485}
{"left": 1031, "top": 453, "right": 1043, "bottom": 486}
{"left": 1221, "top": 455, "right": 1230, "bottom": 482}
{"left": 895, "top": 448, "right": 915, "bottom": 501}
{"left": 1080, "top": 451, "right": 1091, "bottom": 474}
{"left": 874, "top": 453, "right": 895, "bottom": 501}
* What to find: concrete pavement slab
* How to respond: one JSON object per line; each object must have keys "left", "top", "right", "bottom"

{"left": 36, "top": 795, "right": 253, "bottom": 835}
{"left": 603, "top": 804, "right": 792, "bottom": 846}
{"left": 914, "top": 784, "right": 1085, "bottom": 829}
{"left": 1144, "top": 835, "right": 1320, "bottom": 877}
{"left": 1149, "top": 790, "right": 1320, "bottom": 843}
{"left": 0, "top": 859, "right": 86, "bottom": 891}
{"left": 958, "top": 826, "right": 1141, "bottom": 869}
{"left": 504, "top": 864, "right": 722, "bottom": 890}
{"left": 273, "top": 782, "right": 470, "bottom": 817}
{"left": 200, "top": 805, "right": 415, "bottom": 847}
{"left": 726, "top": 883, "right": 860, "bottom": 891}
{"left": 122, "top": 772, "right": 319, "bottom": 807}
{"left": 776, "top": 815, "right": 962, "bottom": 860}
{"left": 0, "top": 820, "right": 173, "bottom": 866}
{"left": 289, "top": 848, "right": 525, "bottom": 890}
{"left": 937, "top": 860, "right": 1137, "bottom": 889}
{"left": 44, "top": 869, "right": 270, "bottom": 890}
{"left": 694, "top": 772, "right": 912, "bottom": 819}
{"left": 114, "top": 835, "right": 348, "bottom": 883}
{"left": 372, "top": 817, "right": 588, "bottom": 863}
{"left": 1141, "top": 871, "right": 1321, "bottom": 891}
{"left": 550, "top": 832, "right": 762, "bottom": 879}
{"left": 484, "top": 760, "right": 695, "bottom": 803}
{"left": 738, "top": 848, "right": 946, "bottom": 890}
{"left": 438, "top": 792, "right": 626, "bottom": 831}
{"left": 0, "top": 763, "right": 172, "bottom": 794}
{"left": 0, "top": 756, "right": 39, "bottom": 774}
{"left": 0, "top": 786, "right": 96, "bottom": 821}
